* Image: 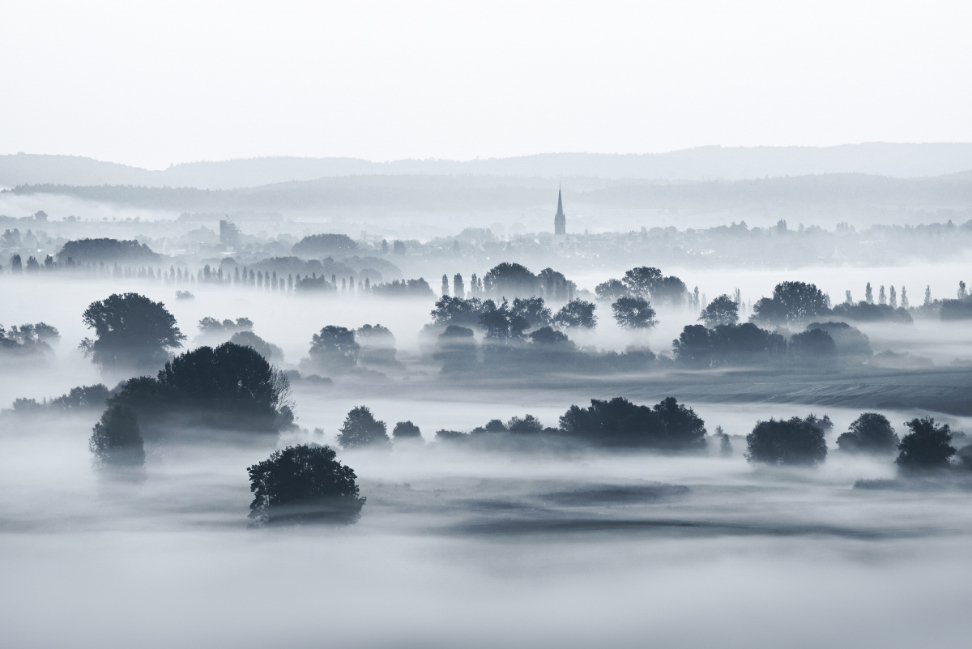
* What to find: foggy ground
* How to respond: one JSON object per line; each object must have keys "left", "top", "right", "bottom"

{"left": 3, "top": 264, "right": 972, "bottom": 648}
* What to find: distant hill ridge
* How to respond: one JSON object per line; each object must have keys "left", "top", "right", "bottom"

{"left": 8, "top": 171, "right": 972, "bottom": 214}
{"left": 3, "top": 143, "right": 972, "bottom": 189}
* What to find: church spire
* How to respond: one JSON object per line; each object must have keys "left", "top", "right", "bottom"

{"left": 554, "top": 187, "right": 566, "bottom": 235}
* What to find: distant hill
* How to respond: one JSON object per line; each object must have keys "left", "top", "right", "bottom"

{"left": 3, "top": 143, "right": 972, "bottom": 189}
{"left": 9, "top": 171, "right": 972, "bottom": 215}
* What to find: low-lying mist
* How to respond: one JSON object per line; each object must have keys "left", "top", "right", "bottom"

{"left": 4, "top": 248, "right": 972, "bottom": 648}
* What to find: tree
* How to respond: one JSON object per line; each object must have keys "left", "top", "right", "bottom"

{"left": 453, "top": 273, "right": 465, "bottom": 299}
{"left": 355, "top": 324, "right": 397, "bottom": 365}
{"left": 229, "top": 331, "right": 285, "bottom": 363}
{"left": 595, "top": 279, "right": 629, "bottom": 302}
{"left": 430, "top": 296, "right": 484, "bottom": 326}
{"left": 746, "top": 417, "right": 828, "bottom": 465}
{"left": 538, "top": 268, "right": 571, "bottom": 301}
{"left": 433, "top": 325, "right": 478, "bottom": 373}
{"left": 751, "top": 282, "right": 830, "bottom": 325}
{"left": 247, "top": 444, "right": 365, "bottom": 525}
{"left": 806, "top": 322, "right": 872, "bottom": 357}
{"left": 622, "top": 267, "right": 662, "bottom": 298}
{"left": 441, "top": 274, "right": 449, "bottom": 296}
{"left": 511, "top": 297, "right": 552, "bottom": 329}
{"left": 612, "top": 297, "right": 657, "bottom": 329}
{"left": 529, "top": 326, "right": 572, "bottom": 346}
{"left": 895, "top": 418, "right": 955, "bottom": 470}
{"left": 672, "top": 324, "right": 712, "bottom": 368}
{"left": 89, "top": 405, "right": 145, "bottom": 467}
{"left": 479, "top": 299, "right": 528, "bottom": 341}
{"left": 507, "top": 414, "right": 544, "bottom": 433}
{"left": 337, "top": 406, "right": 390, "bottom": 448}
{"left": 483, "top": 262, "right": 540, "bottom": 298}
{"left": 80, "top": 293, "right": 185, "bottom": 369}
{"left": 836, "top": 413, "right": 899, "bottom": 454}
{"left": 788, "top": 329, "right": 837, "bottom": 361}
{"left": 392, "top": 421, "right": 422, "bottom": 440}
{"left": 57, "top": 238, "right": 160, "bottom": 265}
{"left": 559, "top": 396, "right": 705, "bottom": 449}
{"left": 700, "top": 295, "right": 739, "bottom": 327}
{"left": 865, "top": 283, "right": 874, "bottom": 304}
{"left": 152, "top": 342, "right": 292, "bottom": 428}
{"left": 308, "top": 326, "right": 359, "bottom": 370}
{"left": 552, "top": 299, "right": 597, "bottom": 329}
{"left": 292, "top": 233, "right": 358, "bottom": 256}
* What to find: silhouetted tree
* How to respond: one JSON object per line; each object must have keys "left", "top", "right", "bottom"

{"left": 483, "top": 262, "right": 539, "bottom": 297}
{"left": 806, "top": 322, "right": 872, "bottom": 356}
{"left": 529, "top": 326, "right": 572, "bottom": 346}
{"left": 506, "top": 414, "right": 544, "bottom": 433}
{"left": 355, "top": 324, "right": 397, "bottom": 365}
{"left": 700, "top": 295, "right": 739, "bottom": 327}
{"left": 89, "top": 405, "right": 145, "bottom": 467}
{"left": 337, "top": 406, "right": 390, "bottom": 448}
{"left": 538, "top": 267, "right": 572, "bottom": 301}
{"left": 751, "top": 282, "right": 830, "bottom": 325}
{"left": 392, "top": 421, "right": 422, "bottom": 440}
{"left": 552, "top": 299, "right": 597, "bottom": 329}
{"left": 453, "top": 273, "right": 465, "bottom": 299}
{"left": 230, "top": 330, "right": 285, "bottom": 363}
{"left": 622, "top": 267, "right": 661, "bottom": 298}
{"left": 715, "top": 426, "right": 733, "bottom": 457}
{"left": 746, "top": 416, "right": 828, "bottom": 465}
{"left": 672, "top": 324, "right": 712, "bottom": 367}
{"left": 836, "top": 413, "right": 899, "bottom": 454}
{"left": 594, "top": 279, "right": 627, "bottom": 303}
{"left": 430, "top": 296, "right": 485, "bottom": 326}
{"left": 441, "top": 274, "right": 449, "bottom": 296}
{"left": 511, "top": 297, "right": 552, "bottom": 329}
{"left": 247, "top": 444, "right": 365, "bottom": 525}
{"left": 434, "top": 325, "right": 478, "bottom": 373}
{"left": 895, "top": 418, "right": 955, "bottom": 470}
{"left": 308, "top": 326, "right": 359, "bottom": 370}
{"left": 480, "top": 299, "right": 528, "bottom": 340}
{"left": 151, "top": 342, "right": 292, "bottom": 429}
{"left": 789, "top": 328, "right": 837, "bottom": 361}
{"left": 612, "top": 297, "right": 657, "bottom": 329}
{"left": 292, "top": 233, "right": 358, "bottom": 256}
{"left": 80, "top": 293, "right": 185, "bottom": 369}
{"left": 559, "top": 396, "right": 705, "bottom": 449}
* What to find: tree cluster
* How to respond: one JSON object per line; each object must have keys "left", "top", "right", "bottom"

{"left": 108, "top": 342, "right": 293, "bottom": 433}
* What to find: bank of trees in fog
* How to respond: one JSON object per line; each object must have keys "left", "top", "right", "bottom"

{"left": 0, "top": 321, "right": 59, "bottom": 357}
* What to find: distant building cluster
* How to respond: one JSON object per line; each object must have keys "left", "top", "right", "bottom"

{"left": 220, "top": 219, "right": 240, "bottom": 249}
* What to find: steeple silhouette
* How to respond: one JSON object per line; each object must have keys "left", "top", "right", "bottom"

{"left": 554, "top": 188, "right": 566, "bottom": 235}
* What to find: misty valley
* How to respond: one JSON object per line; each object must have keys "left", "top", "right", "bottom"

{"left": 3, "top": 180, "right": 972, "bottom": 648}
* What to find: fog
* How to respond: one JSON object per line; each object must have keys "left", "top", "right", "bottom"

{"left": 3, "top": 233, "right": 972, "bottom": 647}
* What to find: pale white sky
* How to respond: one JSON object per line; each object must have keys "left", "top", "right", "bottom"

{"left": 1, "top": 0, "right": 970, "bottom": 169}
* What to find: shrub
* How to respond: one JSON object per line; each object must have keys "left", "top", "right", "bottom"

{"left": 746, "top": 417, "right": 828, "bottom": 465}
{"left": 247, "top": 444, "right": 364, "bottom": 525}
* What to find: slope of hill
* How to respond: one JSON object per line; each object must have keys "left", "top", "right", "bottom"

{"left": 3, "top": 143, "right": 972, "bottom": 189}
